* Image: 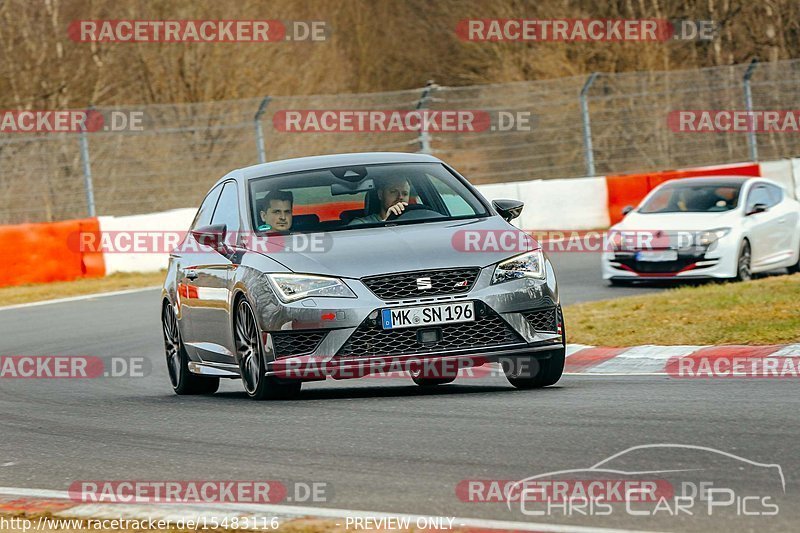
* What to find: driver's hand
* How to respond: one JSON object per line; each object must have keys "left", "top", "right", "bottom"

{"left": 382, "top": 201, "right": 408, "bottom": 220}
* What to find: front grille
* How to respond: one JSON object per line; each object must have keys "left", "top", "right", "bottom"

{"left": 271, "top": 331, "right": 327, "bottom": 358}
{"left": 615, "top": 257, "right": 701, "bottom": 273}
{"left": 337, "top": 307, "right": 523, "bottom": 358}
{"left": 362, "top": 268, "right": 480, "bottom": 300}
{"left": 613, "top": 252, "right": 709, "bottom": 274}
{"left": 523, "top": 307, "right": 558, "bottom": 333}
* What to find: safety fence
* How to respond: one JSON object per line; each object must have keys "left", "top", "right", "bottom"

{"left": 2, "top": 59, "right": 800, "bottom": 225}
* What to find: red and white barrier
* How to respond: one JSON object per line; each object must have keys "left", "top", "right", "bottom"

{"left": 98, "top": 208, "right": 196, "bottom": 274}
{"left": 477, "top": 177, "right": 610, "bottom": 231}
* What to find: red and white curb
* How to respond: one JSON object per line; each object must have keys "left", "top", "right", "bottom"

{"left": 0, "top": 487, "right": 661, "bottom": 533}
{"left": 565, "top": 343, "right": 800, "bottom": 376}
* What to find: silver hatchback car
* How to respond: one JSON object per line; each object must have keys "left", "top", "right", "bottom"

{"left": 161, "top": 152, "right": 565, "bottom": 399}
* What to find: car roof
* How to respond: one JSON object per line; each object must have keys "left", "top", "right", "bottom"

{"left": 225, "top": 152, "right": 443, "bottom": 184}
{"left": 658, "top": 176, "right": 752, "bottom": 188}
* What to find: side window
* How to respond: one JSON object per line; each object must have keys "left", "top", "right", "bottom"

{"left": 766, "top": 184, "right": 783, "bottom": 207}
{"left": 746, "top": 186, "right": 771, "bottom": 211}
{"left": 190, "top": 184, "right": 222, "bottom": 230}
{"left": 211, "top": 182, "right": 241, "bottom": 234}
{"left": 428, "top": 174, "right": 476, "bottom": 216}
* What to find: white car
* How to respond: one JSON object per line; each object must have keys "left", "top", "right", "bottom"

{"left": 602, "top": 177, "right": 800, "bottom": 284}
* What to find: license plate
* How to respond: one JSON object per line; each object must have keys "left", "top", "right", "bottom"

{"left": 636, "top": 250, "right": 678, "bottom": 262}
{"left": 381, "top": 302, "right": 475, "bottom": 330}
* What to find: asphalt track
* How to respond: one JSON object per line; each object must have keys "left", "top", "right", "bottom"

{"left": 1, "top": 252, "right": 797, "bottom": 532}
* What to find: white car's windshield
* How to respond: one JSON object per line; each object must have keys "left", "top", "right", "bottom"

{"left": 639, "top": 183, "right": 742, "bottom": 213}
{"left": 248, "top": 162, "right": 488, "bottom": 233}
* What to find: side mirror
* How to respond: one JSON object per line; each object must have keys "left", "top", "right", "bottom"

{"left": 191, "top": 224, "right": 233, "bottom": 255}
{"left": 492, "top": 199, "right": 524, "bottom": 222}
{"left": 622, "top": 205, "right": 634, "bottom": 216}
{"left": 746, "top": 203, "right": 768, "bottom": 216}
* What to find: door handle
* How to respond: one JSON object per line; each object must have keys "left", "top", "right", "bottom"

{"left": 186, "top": 269, "right": 198, "bottom": 281}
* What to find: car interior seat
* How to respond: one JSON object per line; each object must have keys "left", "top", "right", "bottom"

{"left": 291, "top": 213, "right": 320, "bottom": 231}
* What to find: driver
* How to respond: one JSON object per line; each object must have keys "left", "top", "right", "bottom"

{"left": 713, "top": 186, "right": 738, "bottom": 209}
{"left": 350, "top": 176, "right": 411, "bottom": 224}
{"left": 258, "top": 190, "right": 293, "bottom": 232}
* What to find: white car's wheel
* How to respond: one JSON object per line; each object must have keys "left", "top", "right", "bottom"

{"left": 788, "top": 242, "right": 800, "bottom": 274}
{"left": 733, "top": 240, "right": 752, "bottom": 282}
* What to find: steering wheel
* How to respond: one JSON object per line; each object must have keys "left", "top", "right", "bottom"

{"left": 385, "top": 204, "right": 445, "bottom": 221}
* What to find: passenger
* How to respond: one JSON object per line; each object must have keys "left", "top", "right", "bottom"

{"left": 350, "top": 177, "right": 411, "bottom": 224}
{"left": 258, "top": 190, "right": 293, "bottom": 232}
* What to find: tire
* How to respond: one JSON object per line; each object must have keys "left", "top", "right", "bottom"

{"left": 162, "top": 303, "right": 219, "bottom": 395}
{"left": 733, "top": 240, "right": 752, "bottom": 282}
{"left": 235, "top": 298, "right": 301, "bottom": 401}
{"left": 788, "top": 243, "right": 800, "bottom": 274}
{"left": 609, "top": 278, "right": 633, "bottom": 287}
{"left": 502, "top": 348, "right": 565, "bottom": 389}
{"left": 503, "top": 312, "right": 566, "bottom": 389}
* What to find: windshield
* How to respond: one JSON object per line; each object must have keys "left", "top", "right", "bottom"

{"left": 639, "top": 183, "right": 742, "bottom": 213}
{"left": 248, "top": 162, "right": 488, "bottom": 233}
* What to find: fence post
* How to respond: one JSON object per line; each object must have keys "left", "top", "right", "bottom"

{"left": 580, "top": 73, "right": 599, "bottom": 177}
{"left": 743, "top": 58, "right": 759, "bottom": 161}
{"left": 254, "top": 96, "right": 272, "bottom": 164}
{"left": 78, "top": 105, "right": 97, "bottom": 217}
{"left": 416, "top": 80, "right": 435, "bottom": 154}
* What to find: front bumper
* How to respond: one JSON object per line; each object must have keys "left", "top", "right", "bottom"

{"left": 601, "top": 247, "right": 737, "bottom": 280}
{"left": 248, "top": 263, "right": 564, "bottom": 379}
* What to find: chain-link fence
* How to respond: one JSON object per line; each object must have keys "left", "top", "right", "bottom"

{"left": 2, "top": 58, "right": 800, "bottom": 225}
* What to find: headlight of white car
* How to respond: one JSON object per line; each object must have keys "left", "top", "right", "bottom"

{"left": 607, "top": 229, "right": 633, "bottom": 251}
{"left": 492, "top": 249, "right": 546, "bottom": 284}
{"left": 267, "top": 274, "right": 356, "bottom": 303}
{"left": 697, "top": 228, "right": 731, "bottom": 247}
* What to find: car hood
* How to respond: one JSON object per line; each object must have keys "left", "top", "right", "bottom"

{"left": 615, "top": 211, "right": 738, "bottom": 231}
{"left": 253, "top": 217, "right": 534, "bottom": 278}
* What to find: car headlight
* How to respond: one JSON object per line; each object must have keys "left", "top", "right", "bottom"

{"left": 698, "top": 228, "right": 731, "bottom": 247}
{"left": 267, "top": 274, "right": 356, "bottom": 303}
{"left": 492, "top": 249, "right": 546, "bottom": 284}
{"left": 607, "top": 230, "right": 636, "bottom": 251}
